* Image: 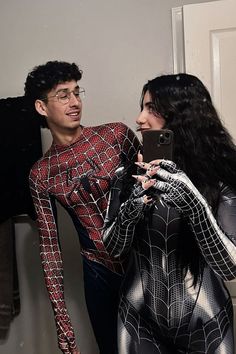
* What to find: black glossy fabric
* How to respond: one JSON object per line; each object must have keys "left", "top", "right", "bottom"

{"left": 0, "top": 96, "right": 42, "bottom": 222}
{"left": 103, "top": 184, "right": 236, "bottom": 353}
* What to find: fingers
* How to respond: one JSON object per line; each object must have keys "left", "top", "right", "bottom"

{"left": 155, "top": 168, "right": 172, "bottom": 181}
{"left": 136, "top": 159, "right": 177, "bottom": 175}
{"left": 143, "top": 195, "right": 153, "bottom": 204}
{"left": 148, "top": 159, "right": 162, "bottom": 165}
{"left": 146, "top": 166, "right": 159, "bottom": 178}
{"left": 137, "top": 151, "right": 143, "bottom": 163}
{"left": 158, "top": 159, "right": 177, "bottom": 172}
{"left": 135, "top": 161, "right": 160, "bottom": 175}
{"left": 154, "top": 180, "right": 168, "bottom": 192}
{"left": 135, "top": 161, "right": 151, "bottom": 170}
{"left": 132, "top": 175, "right": 148, "bottom": 182}
{"left": 132, "top": 175, "right": 156, "bottom": 190}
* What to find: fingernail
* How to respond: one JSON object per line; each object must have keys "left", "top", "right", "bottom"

{"left": 149, "top": 179, "right": 156, "bottom": 184}
{"left": 135, "top": 162, "right": 145, "bottom": 167}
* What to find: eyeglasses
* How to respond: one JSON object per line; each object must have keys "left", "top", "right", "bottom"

{"left": 43, "top": 87, "right": 85, "bottom": 104}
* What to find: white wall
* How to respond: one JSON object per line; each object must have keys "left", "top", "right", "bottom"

{"left": 0, "top": 1, "right": 217, "bottom": 353}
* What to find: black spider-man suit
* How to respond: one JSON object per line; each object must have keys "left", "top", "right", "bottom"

{"left": 29, "top": 122, "right": 140, "bottom": 353}
{"left": 103, "top": 160, "right": 236, "bottom": 353}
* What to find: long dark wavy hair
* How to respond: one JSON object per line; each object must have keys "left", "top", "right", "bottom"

{"left": 141, "top": 73, "right": 236, "bottom": 280}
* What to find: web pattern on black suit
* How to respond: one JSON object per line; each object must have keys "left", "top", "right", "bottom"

{"left": 103, "top": 163, "right": 236, "bottom": 353}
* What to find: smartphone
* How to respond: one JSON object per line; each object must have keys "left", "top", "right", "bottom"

{"left": 142, "top": 129, "right": 174, "bottom": 162}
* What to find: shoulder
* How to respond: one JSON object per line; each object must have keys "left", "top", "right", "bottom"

{"left": 91, "top": 122, "right": 130, "bottom": 134}
{"left": 84, "top": 123, "right": 140, "bottom": 159}
{"left": 89, "top": 122, "right": 137, "bottom": 141}
{"left": 29, "top": 147, "right": 53, "bottom": 180}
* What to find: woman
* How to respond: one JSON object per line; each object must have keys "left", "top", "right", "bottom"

{"left": 103, "top": 74, "right": 236, "bottom": 353}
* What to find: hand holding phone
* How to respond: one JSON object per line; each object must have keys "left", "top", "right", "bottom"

{"left": 142, "top": 129, "right": 174, "bottom": 162}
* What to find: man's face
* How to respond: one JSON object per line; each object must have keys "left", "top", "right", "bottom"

{"left": 39, "top": 80, "right": 83, "bottom": 132}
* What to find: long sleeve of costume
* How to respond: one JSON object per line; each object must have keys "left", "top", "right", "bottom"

{"left": 188, "top": 184, "right": 236, "bottom": 281}
{"left": 103, "top": 185, "right": 145, "bottom": 258}
{"left": 29, "top": 173, "right": 77, "bottom": 354}
{"left": 154, "top": 161, "right": 236, "bottom": 281}
{"left": 105, "top": 169, "right": 236, "bottom": 282}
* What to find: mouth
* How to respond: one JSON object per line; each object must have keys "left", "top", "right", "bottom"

{"left": 136, "top": 127, "right": 149, "bottom": 133}
{"left": 67, "top": 111, "right": 81, "bottom": 119}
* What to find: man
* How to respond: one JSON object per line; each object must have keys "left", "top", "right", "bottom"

{"left": 24, "top": 61, "right": 140, "bottom": 354}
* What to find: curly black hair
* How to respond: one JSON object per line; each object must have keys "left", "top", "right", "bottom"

{"left": 24, "top": 60, "right": 82, "bottom": 102}
{"left": 24, "top": 60, "right": 82, "bottom": 128}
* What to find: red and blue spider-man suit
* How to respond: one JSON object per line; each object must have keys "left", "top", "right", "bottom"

{"left": 29, "top": 122, "right": 140, "bottom": 354}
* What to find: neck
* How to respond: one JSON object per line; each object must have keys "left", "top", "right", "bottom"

{"left": 52, "top": 125, "right": 83, "bottom": 146}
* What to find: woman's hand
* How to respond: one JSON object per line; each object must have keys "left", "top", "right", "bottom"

{"left": 154, "top": 160, "right": 206, "bottom": 216}
{"left": 134, "top": 159, "right": 206, "bottom": 217}
{"left": 133, "top": 158, "right": 159, "bottom": 190}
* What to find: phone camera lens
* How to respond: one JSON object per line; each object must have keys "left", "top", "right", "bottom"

{"left": 159, "top": 134, "right": 165, "bottom": 144}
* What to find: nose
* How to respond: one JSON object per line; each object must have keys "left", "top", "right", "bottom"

{"left": 69, "top": 92, "right": 81, "bottom": 106}
{"left": 136, "top": 110, "right": 146, "bottom": 125}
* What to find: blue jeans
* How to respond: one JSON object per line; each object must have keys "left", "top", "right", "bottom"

{"left": 83, "top": 258, "right": 122, "bottom": 354}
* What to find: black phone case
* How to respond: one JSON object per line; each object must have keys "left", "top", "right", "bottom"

{"left": 142, "top": 129, "right": 174, "bottom": 162}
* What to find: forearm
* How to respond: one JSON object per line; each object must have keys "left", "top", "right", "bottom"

{"left": 103, "top": 187, "right": 144, "bottom": 257}
{"left": 39, "top": 232, "right": 77, "bottom": 353}
{"left": 30, "top": 180, "right": 77, "bottom": 352}
{"left": 189, "top": 198, "right": 236, "bottom": 280}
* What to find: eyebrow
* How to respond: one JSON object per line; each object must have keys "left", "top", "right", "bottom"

{"left": 144, "top": 102, "right": 155, "bottom": 108}
{"left": 55, "top": 85, "right": 80, "bottom": 94}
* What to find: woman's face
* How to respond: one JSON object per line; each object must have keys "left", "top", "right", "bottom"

{"left": 136, "top": 91, "right": 165, "bottom": 135}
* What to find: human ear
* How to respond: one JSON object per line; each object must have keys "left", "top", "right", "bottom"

{"left": 35, "top": 99, "right": 48, "bottom": 117}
